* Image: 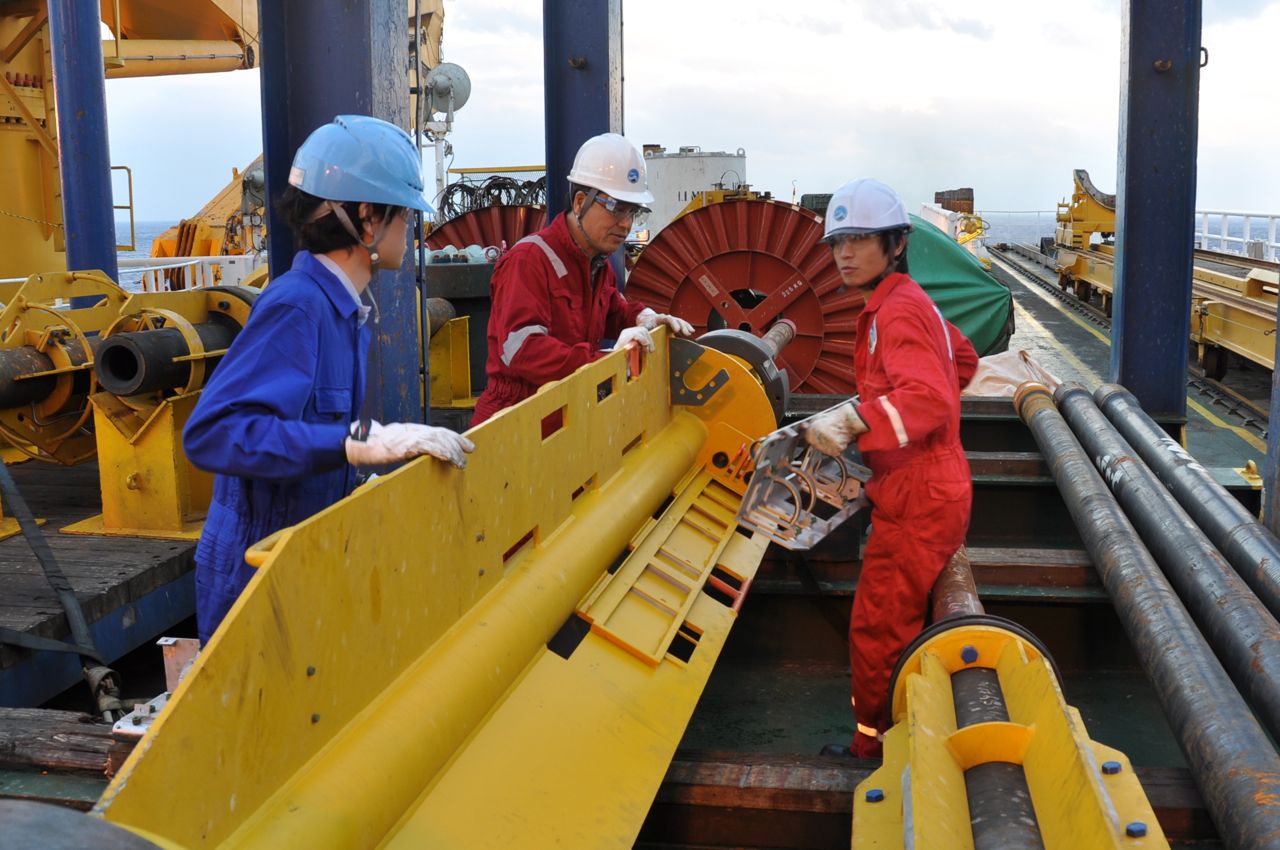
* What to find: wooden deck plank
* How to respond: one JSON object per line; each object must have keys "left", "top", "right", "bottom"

{"left": 0, "top": 460, "right": 197, "bottom": 679}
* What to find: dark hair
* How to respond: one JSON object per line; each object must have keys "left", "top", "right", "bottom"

{"left": 881, "top": 230, "right": 910, "bottom": 274}
{"left": 565, "top": 182, "right": 589, "bottom": 212}
{"left": 276, "top": 185, "right": 402, "bottom": 253}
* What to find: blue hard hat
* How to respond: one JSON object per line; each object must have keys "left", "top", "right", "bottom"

{"left": 288, "top": 115, "right": 434, "bottom": 214}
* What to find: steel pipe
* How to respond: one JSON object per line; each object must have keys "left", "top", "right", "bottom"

{"left": 0, "top": 339, "right": 95, "bottom": 408}
{"left": 1016, "top": 382, "right": 1280, "bottom": 849}
{"left": 952, "top": 669, "right": 1043, "bottom": 849}
{"left": 1095, "top": 383, "right": 1280, "bottom": 621}
{"left": 95, "top": 317, "right": 238, "bottom": 396}
{"left": 965, "top": 762, "right": 1044, "bottom": 850}
{"left": 931, "top": 545, "right": 983, "bottom": 622}
{"left": 759, "top": 318, "right": 797, "bottom": 360}
{"left": 423, "top": 297, "right": 456, "bottom": 339}
{"left": 1058, "top": 383, "right": 1280, "bottom": 742}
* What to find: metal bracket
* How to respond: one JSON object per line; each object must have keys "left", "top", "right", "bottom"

{"left": 669, "top": 338, "right": 728, "bottom": 408}
{"left": 736, "top": 402, "right": 872, "bottom": 550}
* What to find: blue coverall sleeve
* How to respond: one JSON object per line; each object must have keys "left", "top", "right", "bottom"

{"left": 183, "top": 300, "right": 349, "bottom": 481}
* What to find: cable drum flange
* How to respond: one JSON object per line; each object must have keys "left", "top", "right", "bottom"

{"left": 425, "top": 205, "right": 546, "bottom": 253}
{"left": 627, "top": 198, "right": 860, "bottom": 394}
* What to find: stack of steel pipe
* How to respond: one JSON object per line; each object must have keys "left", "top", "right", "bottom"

{"left": 1094, "top": 383, "right": 1280, "bottom": 619}
{"left": 1015, "top": 382, "right": 1280, "bottom": 849}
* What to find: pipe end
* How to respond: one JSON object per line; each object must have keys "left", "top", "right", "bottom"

{"left": 1052, "top": 381, "right": 1091, "bottom": 405}
{"left": 1012, "top": 380, "right": 1053, "bottom": 418}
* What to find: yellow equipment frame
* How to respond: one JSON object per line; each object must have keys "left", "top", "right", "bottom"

{"left": 96, "top": 329, "right": 778, "bottom": 849}
{"left": 855, "top": 623, "right": 1167, "bottom": 849}
{"left": 63, "top": 288, "right": 253, "bottom": 540}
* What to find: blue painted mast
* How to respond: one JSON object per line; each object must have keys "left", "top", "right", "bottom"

{"left": 1110, "top": 0, "right": 1202, "bottom": 419}
{"left": 47, "top": 0, "right": 119, "bottom": 281}
{"left": 258, "top": 0, "right": 420, "bottom": 424}
{"left": 543, "top": 0, "right": 625, "bottom": 285}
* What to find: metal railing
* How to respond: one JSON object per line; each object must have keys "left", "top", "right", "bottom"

{"left": 118, "top": 254, "right": 266, "bottom": 291}
{"left": 0, "top": 255, "right": 267, "bottom": 291}
{"left": 111, "top": 165, "right": 137, "bottom": 251}
{"left": 1196, "top": 211, "right": 1280, "bottom": 262}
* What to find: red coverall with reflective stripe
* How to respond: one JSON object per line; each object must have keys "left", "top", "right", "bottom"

{"left": 471, "top": 213, "right": 647, "bottom": 425}
{"left": 848, "top": 271, "right": 978, "bottom": 757}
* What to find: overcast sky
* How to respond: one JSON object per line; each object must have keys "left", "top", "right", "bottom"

{"left": 104, "top": 0, "right": 1279, "bottom": 222}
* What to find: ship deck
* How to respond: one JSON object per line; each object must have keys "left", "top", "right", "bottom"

{"left": 0, "top": 462, "right": 195, "bottom": 709}
{"left": 0, "top": 260, "right": 1263, "bottom": 847}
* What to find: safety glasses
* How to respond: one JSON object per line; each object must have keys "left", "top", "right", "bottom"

{"left": 589, "top": 191, "right": 651, "bottom": 229}
{"left": 824, "top": 232, "right": 878, "bottom": 250}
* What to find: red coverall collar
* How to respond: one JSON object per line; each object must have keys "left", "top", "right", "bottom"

{"left": 544, "top": 213, "right": 606, "bottom": 271}
{"left": 860, "top": 271, "right": 910, "bottom": 316}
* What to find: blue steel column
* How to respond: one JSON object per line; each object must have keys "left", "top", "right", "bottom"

{"left": 543, "top": 0, "right": 624, "bottom": 286}
{"left": 1110, "top": 0, "right": 1202, "bottom": 418}
{"left": 259, "top": 0, "right": 420, "bottom": 423}
{"left": 47, "top": 0, "right": 118, "bottom": 281}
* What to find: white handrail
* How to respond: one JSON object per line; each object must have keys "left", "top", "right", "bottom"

{"left": 120, "top": 254, "right": 267, "bottom": 291}
{"left": 1, "top": 254, "right": 268, "bottom": 290}
{"left": 1195, "top": 211, "right": 1280, "bottom": 262}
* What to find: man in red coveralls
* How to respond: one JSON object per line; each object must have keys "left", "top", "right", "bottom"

{"left": 804, "top": 178, "right": 978, "bottom": 760}
{"left": 471, "top": 133, "right": 694, "bottom": 425}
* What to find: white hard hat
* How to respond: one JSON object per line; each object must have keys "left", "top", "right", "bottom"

{"left": 567, "top": 133, "right": 655, "bottom": 205}
{"left": 822, "top": 178, "right": 912, "bottom": 242}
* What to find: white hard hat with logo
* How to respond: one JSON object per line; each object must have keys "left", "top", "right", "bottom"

{"left": 822, "top": 178, "right": 912, "bottom": 242}
{"left": 567, "top": 133, "right": 655, "bottom": 205}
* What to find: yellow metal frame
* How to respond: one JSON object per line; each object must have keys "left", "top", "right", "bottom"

{"left": 97, "top": 329, "right": 779, "bottom": 849}
{"left": 856, "top": 623, "right": 1167, "bottom": 849}
{"left": 426, "top": 315, "right": 474, "bottom": 408}
{"left": 0, "top": 271, "right": 130, "bottom": 465}
{"left": 62, "top": 288, "right": 252, "bottom": 540}
{"left": 0, "top": 494, "right": 40, "bottom": 542}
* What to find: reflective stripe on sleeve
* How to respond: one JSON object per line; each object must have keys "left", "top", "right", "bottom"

{"left": 515, "top": 234, "right": 568, "bottom": 279}
{"left": 933, "top": 305, "right": 954, "bottom": 361}
{"left": 501, "top": 324, "right": 548, "bottom": 366}
{"left": 856, "top": 722, "right": 881, "bottom": 738}
{"left": 878, "top": 395, "right": 909, "bottom": 448}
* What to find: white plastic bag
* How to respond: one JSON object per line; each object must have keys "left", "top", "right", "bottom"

{"left": 962, "top": 350, "right": 1062, "bottom": 397}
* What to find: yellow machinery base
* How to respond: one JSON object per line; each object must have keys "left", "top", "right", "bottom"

{"left": 0, "top": 516, "right": 42, "bottom": 541}
{"left": 61, "top": 513, "right": 203, "bottom": 540}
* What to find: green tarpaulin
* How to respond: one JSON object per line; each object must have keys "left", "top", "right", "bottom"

{"left": 906, "top": 214, "right": 1013, "bottom": 355}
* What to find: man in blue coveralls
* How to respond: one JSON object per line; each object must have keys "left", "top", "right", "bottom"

{"left": 183, "top": 115, "right": 474, "bottom": 643}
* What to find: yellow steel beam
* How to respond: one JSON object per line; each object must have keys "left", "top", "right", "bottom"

{"left": 101, "top": 39, "right": 249, "bottom": 78}
{"left": 96, "top": 328, "right": 778, "bottom": 849}
{"left": 0, "top": 73, "right": 56, "bottom": 157}
{"left": 0, "top": 9, "right": 46, "bottom": 65}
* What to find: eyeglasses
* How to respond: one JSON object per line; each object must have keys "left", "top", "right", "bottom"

{"left": 592, "top": 192, "right": 650, "bottom": 229}
{"left": 825, "top": 232, "right": 877, "bottom": 250}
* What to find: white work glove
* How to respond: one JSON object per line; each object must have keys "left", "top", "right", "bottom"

{"left": 612, "top": 326, "right": 655, "bottom": 353}
{"left": 637, "top": 307, "right": 694, "bottom": 337}
{"left": 802, "top": 400, "right": 868, "bottom": 457}
{"left": 345, "top": 421, "right": 475, "bottom": 468}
